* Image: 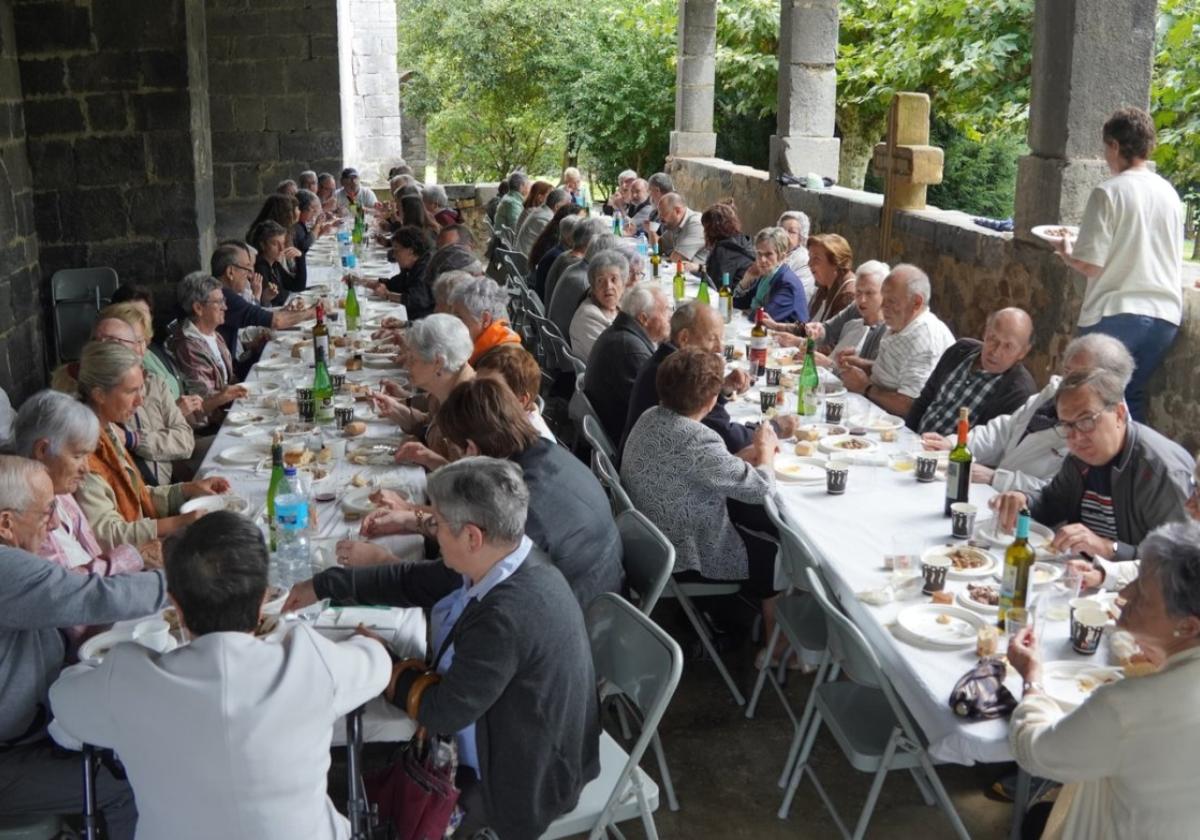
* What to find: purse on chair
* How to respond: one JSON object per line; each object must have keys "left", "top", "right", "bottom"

{"left": 365, "top": 671, "right": 461, "bottom": 840}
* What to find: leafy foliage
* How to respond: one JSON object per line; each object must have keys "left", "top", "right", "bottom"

{"left": 1152, "top": 0, "right": 1200, "bottom": 195}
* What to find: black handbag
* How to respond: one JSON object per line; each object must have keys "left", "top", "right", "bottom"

{"left": 948, "top": 658, "right": 1018, "bottom": 720}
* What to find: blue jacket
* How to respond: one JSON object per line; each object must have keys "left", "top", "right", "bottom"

{"left": 734, "top": 263, "right": 809, "bottom": 323}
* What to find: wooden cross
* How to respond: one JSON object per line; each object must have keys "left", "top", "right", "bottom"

{"left": 873, "top": 92, "right": 944, "bottom": 258}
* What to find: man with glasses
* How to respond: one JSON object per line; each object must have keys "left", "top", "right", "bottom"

{"left": 991, "top": 366, "right": 1193, "bottom": 589}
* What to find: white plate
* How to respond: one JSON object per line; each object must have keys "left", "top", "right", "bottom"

{"left": 849, "top": 413, "right": 905, "bottom": 433}
{"left": 179, "top": 494, "right": 249, "bottom": 516}
{"left": 922, "top": 543, "right": 999, "bottom": 579}
{"left": 255, "top": 357, "right": 296, "bottom": 372}
{"left": 818, "top": 434, "right": 878, "bottom": 455}
{"left": 773, "top": 455, "right": 828, "bottom": 484}
{"left": 973, "top": 517, "right": 1055, "bottom": 551}
{"left": 896, "top": 604, "right": 987, "bottom": 649}
{"left": 79, "top": 629, "right": 178, "bottom": 665}
{"left": 341, "top": 486, "right": 381, "bottom": 515}
{"left": 241, "top": 381, "right": 282, "bottom": 397}
{"left": 216, "top": 444, "right": 270, "bottom": 466}
{"left": 226, "top": 409, "right": 278, "bottom": 426}
{"left": 956, "top": 585, "right": 1000, "bottom": 615}
{"left": 1031, "top": 224, "right": 1079, "bottom": 244}
{"left": 1030, "top": 561, "right": 1064, "bottom": 588}
{"left": 794, "top": 423, "right": 847, "bottom": 441}
{"left": 818, "top": 382, "right": 847, "bottom": 399}
{"left": 347, "top": 437, "right": 406, "bottom": 466}
{"left": 363, "top": 354, "right": 396, "bottom": 369}
{"left": 1042, "top": 661, "right": 1123, "bottom": 711}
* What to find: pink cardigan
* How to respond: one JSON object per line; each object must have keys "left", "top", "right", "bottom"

{"left": 41, "top": 494, "right": 144, "bottom": 576}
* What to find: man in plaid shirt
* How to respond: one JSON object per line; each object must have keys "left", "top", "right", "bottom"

{"left": 840, "top": 264, "right": 955, "bottom": 417}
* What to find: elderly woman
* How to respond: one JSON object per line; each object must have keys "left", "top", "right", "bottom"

{"left": 776, "top": 261, "right": 890, "bottom": 366}
{"left": 777, "top": 210, "right": 817, "bottom": 300}
{"left": 702, "top": 201, "right": 755, "bottom": 288}
{"left": 12, "top": 390, "right": 144, "bottom": 573}
{"left": 806, "top": 233, "right": 857, "bottom": 322}
{"left": 560, "top": 165, "right": 591, "bottom": 208}
{"left": 1008, "top": 521, "right": 1200, "bottom": 840}
{"left": 449, "top": 276, "right": 520, "bottom": 364}
{"left": 249, "top": 219, "right": 300, "bottom": 306}
{"left": 548, "top": 229, "right": 618, "bottom": 338}
{"left": 732, "top": 227, "right": 809, "bottom": 323}
{"left": 546, "top": 217, "right": 609, "bottom": 310}
{"left": 569, "top": 248, "right": 628, "bottom": 359}
{"left": 167, "top": 273, "right": 248, "bottom": 429}
{"left": 433, "top": 269, "right": 475, "bottom": 315}
{"left": 375, "top": 225, "right": 435, "bottom": 320}
{"left": 622, "top": 348, "right": 780, "bottom": 604}
{"left": 73, "top": 342, "right": 229, "bottom": 552}
{"left": 474, "top": 344, "right": 555, "bottom": 441}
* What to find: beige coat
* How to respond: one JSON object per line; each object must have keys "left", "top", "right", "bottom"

{"left": 75, "top": 442, "right": 183, "bottom": 551}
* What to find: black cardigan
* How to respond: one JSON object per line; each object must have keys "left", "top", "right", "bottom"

{"left": 704, "top": 234, "right": 756, "bottom": 288}
{"left": 584, "top": 311, "right": 656, "bottom": 444}
{"left": 313, "top": 551, "right": 601, "bottom": 840}
{"left": 904, "top": 338, "right": 1037, "bottom": 435}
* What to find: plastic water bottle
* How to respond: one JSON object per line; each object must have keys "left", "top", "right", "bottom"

{"left": 636, "top": 231, "right": 649, "bottom": 259}
{"left": 338, "top": 232, "right": 353, "bottom": 268}
{"left": 273, "top": 467, "right": 312, "bottom": 589}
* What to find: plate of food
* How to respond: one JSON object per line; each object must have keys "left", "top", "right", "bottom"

{"left": 226, "top": 409, "right": 278, "bottom": 426}
{"left": 362, "top": 353, "right": 397, "bottom": 369}
{"left": 1031, "top": 224, "right": 1080, "bottom": 244}
{"left": 818, "top": 381, "right": 847, "bottom": 399}
{"left": 896, "top": 604, "right": 987, "bottom": 649}
{"left": 1030, "top": 561, "right": 1064, "bottom": 587}
{"left": 255, "top": 356, "right": 298, "bottom": 372}
{"left": 794, "top": 423, "right": 848, "bottom": 442}
{"left": 956, "top": 583, "right": 1001, "bottom": 615}
{"left": 1042, "top": 661, "right": 1123, "bottom": 711}
{"left": 849, "top": 413, "right": 905, "bottom": 433}
{"left": 818, "top": 434, "right": 879, "bottom": 455}
{"left": 347, "top": 437, "right": 406, "bottom": 466}
{"left": 973, "top": 517, "right": 1054, "bottom": 551}
{"left": 215, "top": 444, "right": 270, "bottom": 466}
{"left": 240, "top": 381, "right": 282, "bottom": 397}
{"left": 341, "top": 486, "right": 383, "bottom": 515}
{"left": 179, "top": 494, "right": 249, "bottom": 516}
{"left": 923, "top": 543, "right": 999, "bottom": 579}
{"left": 773, "top": 455, "right": 828, "bottom": 484}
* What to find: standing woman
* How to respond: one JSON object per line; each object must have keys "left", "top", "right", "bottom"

{"left": 1059, "top": 107, "right": 1184, "bottom": 423}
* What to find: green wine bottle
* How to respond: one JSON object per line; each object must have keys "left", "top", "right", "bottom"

{"left": 672, "top": 261, "right": 685, "bottom": 302}
{"left": 344, "top": 276, "right": 360, "bottom": 333}
{"left": 265, "top": 431, "right": 285, "bottom": 552}
{"left": 944, "top": 406, "right": 972, "bottom": 516}
{"left": 312, "top": 304, "right": 334, "bottom": 424}
{"left": 696, "top": 279, "right": 710, "bottom": 304}
{"left": 998, "top": 509, "right": 1037, "bottom": 628}
{"left": 798, "top": 337, "right": 820, "bottom": 415}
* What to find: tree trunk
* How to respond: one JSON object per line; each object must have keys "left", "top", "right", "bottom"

{"left": 835, "top": 107, "right": 886, "bottom": 190}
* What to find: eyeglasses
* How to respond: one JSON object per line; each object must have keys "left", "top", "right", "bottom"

{"left": 1054, "top": 405, "right": 1116, "bottom": 438}
{"left": 231, "top": 264, "right": 254, "bottom": 275}
{"left": 204, "top": 297, "right": 228, "bottom": 309}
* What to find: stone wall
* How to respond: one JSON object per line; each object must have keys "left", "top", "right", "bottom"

{"left": 14, "top": 0, "right": 214, "bottom": 306}
{"left": 667, "top": 156, "right": 1200, "bottom": 453}
{"left": 0, "top": 0, "right": 44, "bottom": 401}
{"left": 398, "top": 74, "right": 426, "bottom": 178}
{"left": 341, "top": 0, "right": 402, "bottom": 181}
{"left": 206, "top": 0, "right": 342, "bottom": 239}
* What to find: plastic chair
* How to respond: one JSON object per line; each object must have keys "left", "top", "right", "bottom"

{"left": 51, "top": 267, "right": 119, "bottom": 363}
{"left": 540, "top": 593, "right": 682, "bottom": 840}
{"left": 498, "top": 248, "right": 530, "bottom": 278}
{"left": 784, "top": 567, "right": 971, "bottom": 839}
{"left": 581, "top": 414, "right": 617, "bottom": 467}
{"left": 591, "top": 449, "right": 633, "bottom": 516}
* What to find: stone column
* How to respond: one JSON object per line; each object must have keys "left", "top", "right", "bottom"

{"left": 338, "top": 0, "right": 403, "bottom": 183}
{"left": 670, "top": 0, "right": 717, "bottom": 158}
{"left": 1014, "top": 0, "right": 1157, "bottom": 240}
{"left": 770, "top": 0, "right": 841, "bottom": 181}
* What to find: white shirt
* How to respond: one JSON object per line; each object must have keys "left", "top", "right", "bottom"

{"left": 569, "top": 300, "right": 616, "bottom": 360}
{"left": 967, "top": 377, "right": 1067, "bottom": 495}
{"left": 335, "top": 185, "right": 379, "bottom": 212}
{"left": 49, "top": 625, "right": 390, "bottom": 840}
{"left": 198, "top": 331, "right": 229, "bottom": 378}
{"left": 869, "top": 308, "right": 955, "bottom": 398}
{"left": 528, "top": 409, "right": 556, "bottom": 442}
{"left": 1010, "top": 646, "right": 1200, "bottom": 840}
{"left": 1072, "top": 168, "right": 1184, "bottom": 327}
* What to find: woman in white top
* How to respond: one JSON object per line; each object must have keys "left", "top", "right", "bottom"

{"left": 1007, "top": 521, "right": 1200, "bottom": 840}
{"left": 777, "top": 210, "right": 817, "bottom": 302}
{"left": 568, "top": 249, "right": 628, "bottom": 360}
{"left": 1058, "top": 107, "right": 1184, "bottom": 423}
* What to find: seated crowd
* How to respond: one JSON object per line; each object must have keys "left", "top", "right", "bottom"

{"left": 0, "top": 146, "right": 1196, "bottom": 840}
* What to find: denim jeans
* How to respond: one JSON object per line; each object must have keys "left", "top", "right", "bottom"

{"left": 1078, "top": 314, "right": 1179, "bottom": 423}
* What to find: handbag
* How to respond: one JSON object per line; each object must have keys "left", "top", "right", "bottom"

{"left": 948, "top": 657, "right": 1018, "bottom": 720}
{"left": 365, "top": 673, "right": 461, "bottom": 840}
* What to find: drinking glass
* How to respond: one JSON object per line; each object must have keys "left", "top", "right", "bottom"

{"left": 1004, "top": 606, "right": 1032, "bottom": 639}
{"left": 1045, "top": 565, "right": 1083, "bottom": 621}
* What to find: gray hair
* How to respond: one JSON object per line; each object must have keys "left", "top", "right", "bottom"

{"left": 777, "top": 210, "right": 811, "bottom": 241}
{"left": 1056, "top": 367, "right": 1127, "bottom": 409}
{"left": 426, "top": 456, "right": 529, "bottom": 544}
{"left": 421, "top": 184, "right": 448, "bottom": 208}
{"left": 888, "top": 263, "right": 932, "bottom": 307}
{"left": 617, "top": 169, "right": 637, "bottom": 184}
{"left": 648, "top": 172, "right": 674, "bottom": 195}
{"left": 754, "top": 226, "right": 791, "bottom": 258}
{"left": 77, "top": 341, "right": 141, "bottom": 402}
{"left": 855, "top": 260, "right": 890, "bottom": 286}
{"left": 620, "top": 284, "right": 667, "bottom": 320}
{"left": 584, "top": 233, "right": 619, "bottom": 261}
{"left": 1139, "top": 521, "right": 1200, "bottom": 619}
{"left": 572, "top": 216, "right": 609, "bottom": 252}
{"left": 179, "top": 271, "right": 221, "bottom": 319}
{"left": 545, "top": 187, "right": 569, "bottom": 209}
{"left": 296, "top": 188, "right": 319, "bottom": 211}
{"left": 210, "top": 243, "right": 245, "bottom": 279}
{"left": 507, "top": 171, "right": 529, "bottom": 192}
{"left": 12, "top": 390, "right": 100, "bottom": 458}
{"left": 616, "top": 239, "right": 646, "bottom": 277}
{"left": 1062, "top": 333, "right": 1135, "bottom": 387}
{"left": 298, "top": 169, "right": 317, "bottom": 184}
{"left": 450, "top": 277, "right": 510, "bottom": 321}
{"left": 391, "top": 174, "right": 418, "bottom": 192}
{"left": 587, "top": 249, "right": 630, "bottom": 288}
{"left": 558, "top": 214, "right": 581, "bottom": 248}
{"left": 0, "top": 455, "right": 45, "bottom": 513}
{"left": 669, "top": 300, "right": 713, "bottom": 340}
{"left": 276, "top": 179, "right": 297, "bottom": 193}
{"left": 433, "top": 270, "right": 475, "bottom": 308}
{"left": 405, "top": 313, "right": 473, "bottom": 372}
{"left": 659, "top": 192, "right": 686, "bottom": 213}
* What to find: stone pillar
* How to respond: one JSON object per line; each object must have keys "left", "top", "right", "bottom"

{"left": 338, "top": 0, "right": 403, "bottom": 183}
{"left": 1014, "top": 0, "right": 1156, "bottom": 240}
{"left": 771, "top": 0, "right": 841, "bottom": 182}
{"left": 670, "top": 0, "right": 717, "bottom": 158}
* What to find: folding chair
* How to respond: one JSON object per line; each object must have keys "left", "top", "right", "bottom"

{"left": 81, "top": 744, "right": 99, "bottom": 840}
{"left": 344, "top": 706, "right": 385, "bottom": 839}
{"left": 498, "top": 248, "right": 530, "bottom": 278}
{"left": 540, "top": 593, "right": 682, "bottom": 840}
{"left": 51, "top": 267, "right": 119, "bottom": 363}
{"left": 591, "top": 449, "right": 633, "bottom": 515}
{"left": 581, "top": 414, "right": 617, "bottom": 467}
{"left": 785, "top": 567, "right": 971, "bottom": 839}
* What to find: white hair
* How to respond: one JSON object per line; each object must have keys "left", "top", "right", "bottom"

{"left": 434, "top": 270, "right": 475, "bottom": 307}
{"left": 450, "top": 277, "right": 510, "bottom": 321}
{"left": 587, "top": 249, "right": 630, "bottom": 287}
{"left": 619, "top": 284, "right": 666, "bottom": 319}
{"left": 777, "top": 210, "right": 811, "bottom": 241}
{"left": 617, "top": 169, "right": 637, "bottom": 184}
{"left": 179, "top": 271, "right": 221, "bottom": 318}
{"left": 584, "top": 233, "right": 620, "bottom": 261}
{"left": 422, "top": 184, "right": 448, "bottom": 208}
{"left": 0, "top": 454, "right": 44, "bottom": 512}
{"left": 12, "top": 390, "right": 100, "bottom": 457}
{"left": 562, "top": 167, "right": 581, "bottom": 182}
{"left": 1062, "top": 333, "right": 1135, "bottom": 387}
{"left": 615, "top": 239, "right": 646, "bottom": 277}
{"left": 405, "top": 313, "right": 473, "bottom": 372}
{"left": 558, "top": 215, "right": 581, "bottom": 248}
{"left": 572, "top": 217, "right": 609, "bottom": 252}
{"left": 889, "top": 263, "right": 931, "bottom": 306}
{"left": 855, "top": 260, "right": 890, "bottom": 285}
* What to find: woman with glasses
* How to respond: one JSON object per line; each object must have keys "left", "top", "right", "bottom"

{"left": 990, "top": 367, "right": 1193, "bottom": 591}
{"left": 166, "top": 272, "right": 248, "bottom": 430}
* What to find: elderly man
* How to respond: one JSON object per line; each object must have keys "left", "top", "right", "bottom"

{"left": 297, "top": 169, "right": 318, "bottom": 193}
{"left": 286, "top": 458, "right": 601, "bottom": 839}
{"left": 622, "top": 179, "right": 653, "bottom": 227}
{"left": 0, "top": 456, "right": 166, "bottom": 839}
{"left": 905, "top": 307, "right": 1036, "bottom": 436}
{"left": 622, "top": 301, "right": 799, "bottom": 455}
{"left": 991, "top": 367, "right": 1193, "bottom": 590}
{"left": 516, "top": 186, "right": 569, "bottom": 257}
{"left": 585, "top": 285, "right": 671, "bottom": 444}
{"left": 923, "top": 333, "right": 1134, "bottom": 495}
{"left": 560, "top": 166, "right": 590, "bottom": 208}
{"left": 50, "top": 512, "right": 390, "bottom": 840}
{"left": 840, "top": 263, "right": 955, "bottom": 416}
{"left": 422, "top": 184, "right": 461, "bottom": 228}
{"left": 316, "top": 172, "right": 337, "bottom": 213}
{"left": 211, "top": 243, "right": 313, "bottom": 370}
{"left": 646, "top": 172, "right": 674, "bottom": 224}
{"left": 450, "top": 276, "right": 521, "bottom": 364}
{"left": 334, "top": 166, "right": 378, "bottom": 213}
{"left": 494, "top": 171, "right": 530, "bottom": 233}
{"left": 602, "top": 169, "right": 638, "bottom": 216}
{"left": 653, "top": 192, "right": 707, "bottom": 269}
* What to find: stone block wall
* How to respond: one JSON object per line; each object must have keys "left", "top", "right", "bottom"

{"left": 0, "top": 0, "right": 44, "bottom": 401}
{"left": 206, "top": 0, "right": 342, "bottom": 239}
{"left": 342, "top": 0, "right": 402, "bottom": 181}
{"left": 667, "top": 156, "right": 1200, "bottom": 453}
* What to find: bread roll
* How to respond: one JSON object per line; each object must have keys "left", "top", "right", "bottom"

{"left": 278, "top": 399, "right": 298, "bottom": 416}
{"left": 930, "top": 591, "right": 953, "bottom": 605}
{"left": 793, "top": 441, "right": 815, "bottom": 456}
{"left": 343, "top": 421, "right": 367, "bottom": 437}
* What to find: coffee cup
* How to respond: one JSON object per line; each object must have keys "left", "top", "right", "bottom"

{"left": 1070, "top": 606, "right": 1107, "bottom": 655}
{"left": 915, "top": 453, "right": 939, "bottom": 482}
{"left": 824, "top": 398, "right": 845, "bottom": 424}
{"left": 759, "top": 387, "right": 781, "bottom": 412}
{"left": 950, "top": 502, "right": 978, "bottom": 539}
{"left": 132, "top": 619, "right": 172, "bottom": 653}
{"left": 825, "top": 460, "right": 849, "bottom": 495}
{"left": 921, "top": 556, "right": 951, "bottom": 594}
{"left": 765, "top": 367, "right": 781, "bottom": 387}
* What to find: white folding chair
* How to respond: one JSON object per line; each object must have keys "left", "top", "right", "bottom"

{"left": 784, "top": 567, "right": 972, "bottom": 840}
{"left": 540, "top": 594, "right": 682, "bottom": 840}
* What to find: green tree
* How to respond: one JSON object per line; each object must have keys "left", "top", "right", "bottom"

{"left": 714, "top": 0, "right": 778, "bottom": 169}
{"left": 1152, "top": 0, "right": 1200, "bottom": 258}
